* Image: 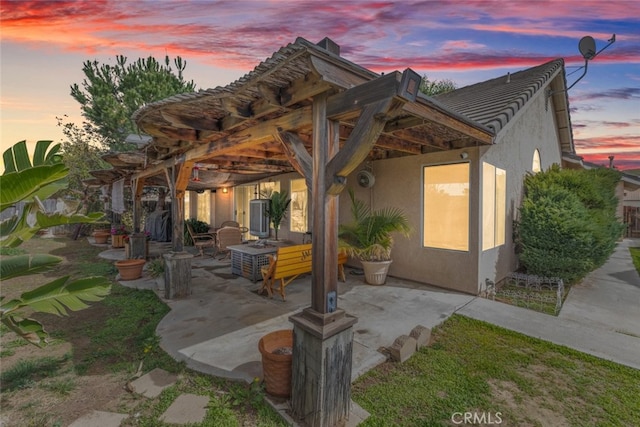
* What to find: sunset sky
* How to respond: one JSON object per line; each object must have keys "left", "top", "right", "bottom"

{"left": 1, "top": 0, "right": 639, "bottom": 170}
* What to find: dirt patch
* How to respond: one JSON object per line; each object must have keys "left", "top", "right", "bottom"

{"left": 1, "top": 237, "right": 138, "bottom": 426}
{"left": 488, "top": 379, "right": 568, "bottom": 426}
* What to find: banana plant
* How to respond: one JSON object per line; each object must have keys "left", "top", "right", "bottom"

{"left": 1, "top": 140, "right": 111, "bottom": 347}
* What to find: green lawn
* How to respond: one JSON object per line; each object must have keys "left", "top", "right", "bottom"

{"left": 353, "top": 315, "right": 640, "bottom": 426}
{"left": 630, "top": 246, "right": 640, "bottom": 273}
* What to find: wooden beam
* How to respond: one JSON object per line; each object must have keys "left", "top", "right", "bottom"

{"left": 275, "top": 131, "right": 313, "bottom": 189}
{"left": 280, "top": 72, "right": 333, "bottom": 106}
{"left": 310, "top": 55, "right": 372, "bottom": 90}
{"left": 221, "top": 97, "right": 252, "bottom": 118}
{"left": 160, "top": 110, "right": 221, "bottom": 131}
{"left": 132, "top": 107, "right": 312, "bottom": 181}
{"left": 326, "top": 71, "right": 401, "bottom": 119}
{"left": 325, "top": 98, "right": 400, "bottom": 194}
{"left": 402, "top": 100, "right": 494, "bottom": 144}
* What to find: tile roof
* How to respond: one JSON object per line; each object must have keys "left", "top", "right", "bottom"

{"left": 434, "top": 59, "right": 565, "bottom": 135}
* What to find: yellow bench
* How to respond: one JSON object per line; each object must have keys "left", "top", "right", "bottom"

{"left": 260, "top": 243, "right": 347, "bottom": 301}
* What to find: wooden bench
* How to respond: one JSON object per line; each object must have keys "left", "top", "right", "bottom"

{"left": 260, "top": 243, "right": 347, "bottom": 301}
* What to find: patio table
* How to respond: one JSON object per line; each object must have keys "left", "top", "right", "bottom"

{"left": 229, "top": 244, "right": 278, "bottom": 282}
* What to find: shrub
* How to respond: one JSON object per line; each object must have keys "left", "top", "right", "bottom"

{"left": 515, "top": 165, "right": 624, "bottom": 282}
{"left": 183, "top": 218, "right": 209, "bottom": 246}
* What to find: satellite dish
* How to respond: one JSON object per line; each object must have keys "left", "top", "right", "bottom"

{"left": 357, "top": 170, "right": 375, "bottom": 188}
{"left": 579, "top": 36, "right": 596, "bottom": 60}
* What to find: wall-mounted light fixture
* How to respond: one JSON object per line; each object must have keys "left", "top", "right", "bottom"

{"left": 460, "top": 151, "right": 469, "bottom": 160}
{"left": 222, "top": 187, "right": 228, "bottom": 194}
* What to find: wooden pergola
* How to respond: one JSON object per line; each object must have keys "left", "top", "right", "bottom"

{"left": 96, "top": 37, "right": 493, "bottom": 426}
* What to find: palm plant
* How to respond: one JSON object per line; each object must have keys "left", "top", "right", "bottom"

{"left": 339, "top": 189, "right": 411, "bottom": 262}
{"left": 265, "top": 190, "right": 291, "bottom": 240}
{"left": 1, "top": 140, "right": 111, "bottom": 347}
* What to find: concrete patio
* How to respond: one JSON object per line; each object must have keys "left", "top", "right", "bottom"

{"left": 99, "top": 239, "right": 475, "bottom": 383}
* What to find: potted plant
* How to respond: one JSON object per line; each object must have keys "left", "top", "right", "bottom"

{"left": 110, "top": 225, "right": 128, "bottom": 248}
{"left": 339, "top": 189, "right": 411, "bottom": 285}
{"left": 265, "top": 190, "right": 291, "bottom": 241}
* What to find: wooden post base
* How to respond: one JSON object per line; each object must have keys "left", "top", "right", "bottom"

{"left": 163, "top": 251, "right": 193, "bottom": 299}
{"left": 289, "top": 308, "right": 357, "bottom": 427}
{"left": 129, "top": 233, "right": 148, "bottom": 259}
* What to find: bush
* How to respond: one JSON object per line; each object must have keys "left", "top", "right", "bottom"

{"left": 515, "top": 165, "right": 624, "bottom": 282}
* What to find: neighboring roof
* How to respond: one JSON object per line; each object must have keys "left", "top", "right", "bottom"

{"left": 435, "top": 59, "right": 574, "bottom": 152}
{"left": 563, "top": 153, "right": 640, "bottom": 191}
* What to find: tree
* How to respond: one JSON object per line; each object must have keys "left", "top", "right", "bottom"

{"left": 70, "top": 55, "right": 197, "bottom": 151}
{"left": 1, "top": 140, "right": 111, "bottom": 346}
{"left": 419, "top": 75, "right": 457, "bottom": 96}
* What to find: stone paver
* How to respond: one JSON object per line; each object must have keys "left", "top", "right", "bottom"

{"left": 159, "top": 393, "right": 210, "bottom": 424}
{"left": 68, "top": 410, "right": 128, "bottom": 427}
{"left": 129, "top": 368, "right": 178, "bottom": 398}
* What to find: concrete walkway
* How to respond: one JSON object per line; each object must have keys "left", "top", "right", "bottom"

{"left": 458, "top": 238, "right": 640, "bottom": 369}
{"left": 89, "top": 237, "right": 640, "bottom": 425}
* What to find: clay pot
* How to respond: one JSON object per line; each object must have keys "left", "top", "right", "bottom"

{"left": 93, "top": 232, "right": 110, "bottom": 245}
{"left": 115, "top": 259, "right": 145, "bottom": 280}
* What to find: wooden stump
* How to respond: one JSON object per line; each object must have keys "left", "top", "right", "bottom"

{"left": 163, "top": 252, "right": 193, "bottom": 299}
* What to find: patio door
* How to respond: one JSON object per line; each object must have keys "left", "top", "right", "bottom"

{"left": 234, "top": 185, "right": 255, "bottom": 238}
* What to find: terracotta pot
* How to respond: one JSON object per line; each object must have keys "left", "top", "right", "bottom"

{"left": 93, "top": 232, "right": 110, "bottom": 245}
{"left": 115, "top": 259, "right": 145, "bottom": 280}
{"left": 111, "top": 234, "right": 127, "bottom": 248}
{"left": 258, "top": 329, "right": 293, "bottom": 398}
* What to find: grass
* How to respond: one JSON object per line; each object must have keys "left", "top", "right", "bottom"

{"left": 630, "top": 246, "right": 640, "bottom": 273}
{"left": 353, "top": 315, "right": 640, "bottom": 426}
{"left": 4, "top": 236, "right": 639, "bottom": 426}
{"left": 0, "top": 236, "right": 286, "bottom": 426}
{"left": 0, "top": 354, "right": 71, "bottom": 391}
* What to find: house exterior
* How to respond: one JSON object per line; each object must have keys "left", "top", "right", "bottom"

{"left": 97, "top": 37, "right": 582, "bottom": 296}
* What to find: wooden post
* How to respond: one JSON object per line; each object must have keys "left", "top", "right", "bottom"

{"left": 132, "top": 177, "right": 145, "bottom": 233}
{"left": 290, "top": 93, "right": 357, "bottom": 427}
{"left": 162, "top": 162, "right": 193, "bottom": 299}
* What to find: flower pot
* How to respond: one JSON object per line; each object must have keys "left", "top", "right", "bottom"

{"left": 258, "top": 329, "right": 293, "bottom": 398}
{"left": 93, "top": 231, "right": 110, "bottom": 245}
{"left": 115, "top": 259, "right": 145, "bottom": 280}
{"left": 361, "top": 260, "right": 393, "bottom": 285}
{"left": 111, "top": 234, "right": 127, "bottom": 248}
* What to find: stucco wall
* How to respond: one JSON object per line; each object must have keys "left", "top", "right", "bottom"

{"left": 340, "top": 149, "right": 481, "bottom": 294}
{"left": 477, "top": 88, "right": 564, "bottom": 292}
{"left": 338, "top": 81, "right": 564, "bottom": 295}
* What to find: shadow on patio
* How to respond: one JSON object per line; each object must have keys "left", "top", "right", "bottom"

{"left": 98, "top": 240, "right": 475, "bottom": 384}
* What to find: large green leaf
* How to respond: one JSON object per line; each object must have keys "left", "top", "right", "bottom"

{"left": 2, "top": 140, "right": 61, "bottom": 174}
{"left": 2, "top": 276, "right": 111, "bottom": 317}
{"left": 0, "top": 254, "right": 62, "bottom": 280}
{"left": 1, "top": 316, "right": 49, "bottom": 347}
{"left": 0, "top": 164, "right": 69, "bottom": 211}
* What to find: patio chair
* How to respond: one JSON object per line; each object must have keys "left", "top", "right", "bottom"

{"left": 220, "top": 220, "right": 240, "bottom": 228}
{"left": 186, "top": 222, "right": 216, "bottom": 257}
{"left": 215, "top": 226, "right": 242, "bottom": 260}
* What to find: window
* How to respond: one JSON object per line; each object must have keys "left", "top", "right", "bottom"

{"left": 290, "top": 178, "right": 308, "bottom": 233}
{"left": 532, "top": 149, "right": 541, "bottom": 173}
{"left": 482, "top": 162, "right": 506, "bottom": 250}
{"left": 423, "top": 163, "right": 469, "bottom": 251}
{"left": 196, "top": 192, "right": 211, "bottom": 224}
{"left": 260, "top": 181, "right": 280, "bottom": 197}
{"left": 184, "top": 191, "right": 191, "bottom": 219}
